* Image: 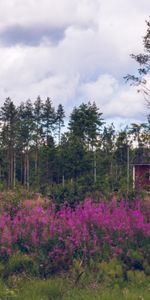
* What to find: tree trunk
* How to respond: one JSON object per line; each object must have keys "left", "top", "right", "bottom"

{"left": 35, "top": 143, "right": 38, "bottom": 175}
{"left": 27, "top": 150, "right": 29, "bottom": 190}
{"left": 13, "top": 150, "right": 16, "bottom": 189}
{"left": 24, "top": 152, "right": 27, "bottom": 188}
{"left": 21, "top": 152, "right": 23, "bottom": 184}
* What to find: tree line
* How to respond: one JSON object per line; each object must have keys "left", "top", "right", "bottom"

{"left": 0, "top": 97, "right": 149, "bottom": 197}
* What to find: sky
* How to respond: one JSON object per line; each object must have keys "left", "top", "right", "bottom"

{"left": 0, "top": 0, "right": 149, "bottom": 128}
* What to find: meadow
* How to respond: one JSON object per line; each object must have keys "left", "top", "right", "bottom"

{"left": 0, "top": 196, "right": 150, "bottom": 299}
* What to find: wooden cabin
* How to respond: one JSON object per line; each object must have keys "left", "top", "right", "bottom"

{"left": 132, "top": 150, "right": 150, "bottom": 192}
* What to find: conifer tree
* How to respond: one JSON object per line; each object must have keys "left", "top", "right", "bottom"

{"left": 56, "top": 104, "right": 65, "bottom": 144}
{"left": 68, "top": 101, "right": 103, "bottom": 148}
{"left": 43, "top": 97, "right": 56, "bottom": 145}
{"left": 0, "top": 98, "right": 18, "bottom": 188}
{"left": 33, "top": 96, "right": 44, "bottom": 183}
{"left": 18, "top": 100, "right": 34, "bottom": 189}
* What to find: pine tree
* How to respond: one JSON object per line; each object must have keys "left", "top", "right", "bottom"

{"left": 33, "top": 96, "right": 44, "bottom": 184}
{"left": 0, "top": 98, "right": 18, "bottom": 188}
{"left": 18, "top": 100, "right": 34, "bottom": 189}
{"left": 56, "top": 104, "right": 65, "bottom": 144}
{"left": 43, "top": 97, "right": 56, "bottom": 145}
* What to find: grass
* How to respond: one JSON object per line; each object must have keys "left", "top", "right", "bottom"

{"left": 0, "top": 280, "right": 16, "bottom": 299}
{"left": 65, "top": 286, "right": 150, "bottom": 300}
{"left": 0, "top": 277, "right": 150, "bottom": 300}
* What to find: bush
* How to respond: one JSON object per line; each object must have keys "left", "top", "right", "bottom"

{"left": 127, "top": 270, "right": 147, "bottom": 286}
{"left": 143, "top": 260, "right": 150, "bottom": 276}
{"left": 97, "top": 258, "right": 125, "bottom": 285}
{"left": 4, "top": 252, "right": 39, "bottom": 278}
{"left": 0, "top": 263, "right": 5, "bottom": 278}
{"left": 126, "top": 250, "right": 144, "bottom": 270}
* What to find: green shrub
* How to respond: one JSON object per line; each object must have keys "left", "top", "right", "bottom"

{"left": 143, "top": 260, "right": 150, "bottom": 276}
{"left": 0, "top": 263, "right": 5, "bottom": 278}
{"left": 126, "top": 250, "right": 143, "bottom": 270}
{"left": 70, "top": 259, "right": 86, "bottom": 286}
{"left": 4, "top": 252, "right": 39, "bottom": 278}
{"left": 97, "top": 258, "right": 125, "bottom": 285}
{"left": 69, "top": 258, "right": 126, "bottom": 288}
{"left": 127, "top": 270, "right": 147, "bottom": 286}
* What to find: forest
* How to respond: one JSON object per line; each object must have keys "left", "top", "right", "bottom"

{"left": 0, "top": 96, "right": 149, "bottom": 201}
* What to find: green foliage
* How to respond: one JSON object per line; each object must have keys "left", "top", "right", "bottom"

{"left": 97, "top": 258, "right": 125, "bottom": 286}
{"left": 65, "top": 285, "right": 150, "bottom": 300}
{"left": 0, "top": 263, "right": 150, "bottom": 299}
{"left": 125, "top": 17, "right": 150, "bottom": 108}
{"left": 143, "top": 260, "right": 150, "bottom": 276}
{"left": 0, "top": 281, "right": 16, "bottom": 299}
{"left": 70, "top": 258, "right": 126, "bottom": 288}
{"left": 56, "top": 104, "right": 65, "bottom": 144}
{"left": 1, "top": 275, "right": 150, "bottom": 300}
{"left": 47, "top": 182, "right": 87, "bottom": 207}
{"left": 0, "top": 263, "right": 5, "bottom": 278}
{"left": 68, "top": 101, "right": 104, "bottom": 145}
{"left": 14, "top": 278, "right": 65, "bottom": 300}
{"left": 0, "top": 181, "right": 7, "bottom": 191}
{"left": 126, "top": 250, "right": 144, "bottom": 270}
{"left": 0, "top": 188, "right": 35, "bottom": 211}
{"left": 127, "top": 270, "right": 147, "bottom": 286}
{"left": 0, "top": 96, "right": 149, "bottom": 197}
{"left": 70, "top": 259, "right": 85, "bottom": 285}
{"left": 4, "top": 252, "right": 39, "bottom": 278}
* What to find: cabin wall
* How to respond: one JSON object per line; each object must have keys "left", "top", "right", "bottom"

{"left": 134, "top": 165, "right": 150, "bottom": 191}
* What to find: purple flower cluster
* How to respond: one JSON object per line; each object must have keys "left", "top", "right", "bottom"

{"left": 0, "top": 198, "right": 150, "bottom": 263}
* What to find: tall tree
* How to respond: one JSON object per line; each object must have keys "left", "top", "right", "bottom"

{"left": 129, "top": 123, "right": 145, "bottom": 148}
{"left": 101, "top": 124, "right": 115, "bottom": 154}
{"left": 68, "top": 101, "right": 104, "bottom": 148}
{"left": 56, "top": 104, "right": 65, "bottom": 144}
{"left": 42, "top": 98, "right": 56, "bottom": 184}
{"left": 0, "top": 98, "right": 18, "bottom": 188}
{"left": 100, "top": 124, "right": 116, "bottom": 189}
{"left": 33, "top": 96, "right": 44, "bottom": 182}
{"left": 18, "top": 100, "right": 34, "bottom": 189}
{"left": 60, "top": 133, "right": 91, "bottom": 182}
{"left": 43, "top": 97, "right": 56, "bottom": 145}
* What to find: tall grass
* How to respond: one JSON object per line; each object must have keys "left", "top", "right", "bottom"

{"left": 1, "top": 277, "right": 150, "bottom": 300}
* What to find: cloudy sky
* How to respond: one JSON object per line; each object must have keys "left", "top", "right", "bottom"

{"left": 0, "top": 0, "right": 149, "bottom": 127}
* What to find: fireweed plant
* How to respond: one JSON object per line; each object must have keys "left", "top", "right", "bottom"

{"left": 0, "top": 199, "right": 150, "bottom": 271}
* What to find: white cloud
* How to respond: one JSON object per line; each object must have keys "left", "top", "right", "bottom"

{"left": 0, "top": 0, "right": 99, "bottom": 29}
{"left": 80, "top": 74, "right": 118, "bottom": 102}
{"left": 104, "top": 86, "right": 146, "bottom": 119}
{"left": 80, "top": 74, "right": 147, "bottom": 120}
{"left": 0, "top": 0, "right": 149, "bottom": 125}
